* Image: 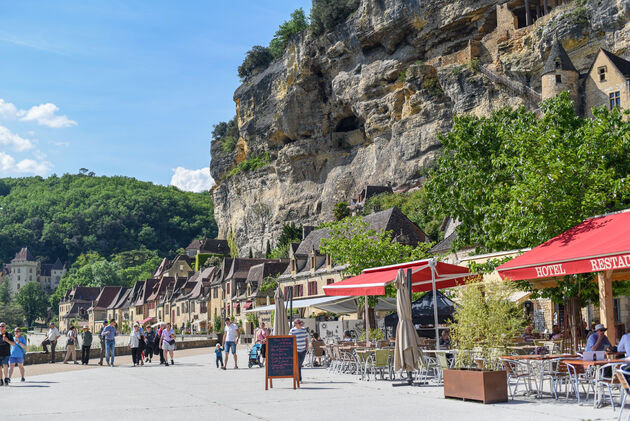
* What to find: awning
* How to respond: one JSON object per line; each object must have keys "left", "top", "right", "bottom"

{"left": 323, "top": 259, "right": 474, "bottom": 296}
{"left": 312, "top": 296, "right": 397, "bottom": 314}
{"left": 246, "top": 295, "right": 347, "bottom": 313}
{"left": 140, "top": 316, "right": 154, "bottom": 324}
{"left": 233, "top": 302, "right": 240, "bottom": 309}
{"left": 243, "top": 301, "right": 253, "bottom": 310}
{"left": 497, "top": 209, "right": 630, "bottom": 282}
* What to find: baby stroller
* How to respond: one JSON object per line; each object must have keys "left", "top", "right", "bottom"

{"left": 248, "top": 343, "right": 263, "bottom": 368}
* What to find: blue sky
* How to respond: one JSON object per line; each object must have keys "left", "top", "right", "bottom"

{"left": 0, "top": 1, "right": 311, "bottom": 191}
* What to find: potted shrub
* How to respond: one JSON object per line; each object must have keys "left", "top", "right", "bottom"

{"left": 213, "top": 316, "right": 224, "bottom": 344}
{"left": 444, "top": 280, "right": 524, "bottom": 404}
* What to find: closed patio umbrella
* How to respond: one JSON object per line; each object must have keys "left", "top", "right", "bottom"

{"left": 394, "top": 269, "right": 420, "bottom": 373}
{"left": 273, "top": 287, "right": 289, "bottom": 335}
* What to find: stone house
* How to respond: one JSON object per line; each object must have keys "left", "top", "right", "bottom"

{"left": 185, "top": 237, "right": 230, "bottom": 258}
{"left": 223, "top": 258, "right": 281, "bottom": 321}
{"left": 105, "top": 287, "right": 130, "bottom": 327}
{"left": 87, "top": 286, "right": 122, "bottom": 332}
{"left": 58, "top": 286, "right": 101, "bottom": 332}
{"left": 2, "top": 247, "right": 66, "bottom": 295}
{"left": 209, "top": 258, "right": 233, "bottom": 322}
{"left": 541, "top": 40, "right": 630, "bottom": 116}
{"left": 153, "top": 255, "right": 194, "bottom": 280}
{"left": 235, "top": 261, "right": 289, "bottom": 330}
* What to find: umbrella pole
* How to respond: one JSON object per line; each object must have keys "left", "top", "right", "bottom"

{"left": 289, "top": 287, "right": 294, "bottom": 327}
{"left": 430, "top": 259, "right": 440, "bottom": 350}
{"left": 364, "top": 295, "right": 370, "bottom": 344}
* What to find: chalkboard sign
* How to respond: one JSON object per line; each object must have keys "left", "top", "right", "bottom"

{"left": 265, "top": 335, "right": 299, "bottom": 390}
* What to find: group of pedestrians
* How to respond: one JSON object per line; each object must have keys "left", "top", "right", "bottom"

{"left": 0, "top": 322, "right": 27, "bottom": 385}
{"left": 37, "top": 320, "right": 178, "bottom": 368}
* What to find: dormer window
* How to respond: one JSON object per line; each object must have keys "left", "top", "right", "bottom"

{"left": 555, "top": 58, "right": 561, "bottom": 69}
{"left": 598, "top": 66, "right": 607, "bottom": 82}
{"left": 555, "top": 74, "right": 562, "bottom": 84}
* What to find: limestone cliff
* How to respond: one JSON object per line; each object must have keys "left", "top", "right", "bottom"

{"left": 211, "top": 0, "right": 630, "bottom": 256}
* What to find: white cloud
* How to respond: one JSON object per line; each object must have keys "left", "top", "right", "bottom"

{"left": 170, "top": 167, "right": 215, "bottom": 193}
{"left": 0, "top": 99, "right": 18, "bottom": 118}
{"left": 51, "top": 141, "right": 71, "bottom": 148}
{"left": 18, "top": 103, "right": 77, "bottom": 128}
{"left": 0, "top": 152, "right": 52, "bottom": 176}
{"left": 0, "top": 126, "right": 34, "bottom": 151}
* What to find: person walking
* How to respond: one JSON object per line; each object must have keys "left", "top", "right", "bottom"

{"left": 214, "top": 343, "right": 224, "bottom": 368}
{"left": 221, "top": 317, "right": 240, "bottom": 370}
{"left": 101, "top": 320, "right": 117, "bottom": 366}
{"left": 80, "top": 326, "right": 93, "bottom": 365}
{"left": 144, "top": 326, "right": 155, "bottom": 363}
{"left": 255, "top": 322, "right": 268, "bottom": 366}
{"left": 156, "top": 323, "right": 165, "bottom": 365}
{"left": 63, "top": 325, "right": 79, "bottom": 364}
{"left": 161, "top": 322, "right": 176, "bottom": 366}
{"left": 98, "top": 322, "right": 107, "bottom": 366}
{"left": 0, "top": 322, "right": 14, "bottom": 385}
{"left": 289, "top": 319, "right": 308, "bottom": 383}
{"left": 41, "top": 322, "right": 61, "bottom": 364}
{"left": 128, "top": 323, "right": 142, "bottom": 366}
{"left": 9, "top": 327, "right": 26, "bottom": 382}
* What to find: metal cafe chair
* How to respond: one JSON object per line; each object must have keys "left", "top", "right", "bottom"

{"left": 615, "top": 368, "right": 630, "bottom": 421}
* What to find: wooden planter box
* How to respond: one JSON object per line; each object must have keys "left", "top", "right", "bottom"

{"left": 443, "top": 369, "right": 508, "bottom": 404}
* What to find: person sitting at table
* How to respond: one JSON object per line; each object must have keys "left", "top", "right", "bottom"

{"left": 521, "top": 326, "right": 534, "bottom": 342}
{"left": 586, "top": 324, "right": 612, "bottom": 351}
{"left": 342, "top": 331, "right": 353, "bottom": 343}
{"left": 618, "top": 330, "right": 630, "bottom": 356}
{"left": 310, "top": 333, "right": 326, "bottom": 366}
{"left": 549, "top": 325, "right": 562, "bottom": 341}
{"left": 439, "top": 330, "right": 451, "bottom": 349}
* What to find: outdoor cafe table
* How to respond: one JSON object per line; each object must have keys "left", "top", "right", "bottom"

{"left": 501, "top": 354, "right": 577, "bottom": 398}
{"left": 560, "top": 358, "right": 629, "bottom": 407}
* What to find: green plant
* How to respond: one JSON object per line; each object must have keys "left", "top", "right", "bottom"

{"left": 226, "top": 152, "right": 271, "bottom": 178}
{"left": 310, "top": 0, "right": 360, "bottom": 36}
{"left": 398, "top": 70, "right": 407, "bottom": 83}
{"left": 467, "top": 58, "right": 480, "bottom": 72}
{"left": 247, "top": 312, "right": 260, "bottom": 328}
{"left": 359, "top": 328, "right": 385, "bottom": 341}
{"left": 213, "top": 316, "right": 223, "bottom": 333}
{"left": 332, "top": 202, "right": 350, "bottom": 221}
{"left": 238, "top": 45, "right": 273, "bottom": 81}
{"left": 421, "top": 77, "right": 443, "bottom": 97}
{"left": 221, "top": 136, "right": 238, "bottom": 154}
{"left": 259, "top": 276, "right": 279, "bottom": 294}
{"left": 269, "top": 9, "right": 309, "bottom": 58}
{"left": 449, "top": 280, "right": 525, "bottom": 369}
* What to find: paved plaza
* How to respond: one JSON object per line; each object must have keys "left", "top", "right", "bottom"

{"left": 1, "top": 347, "right": 621, "bottom": 420}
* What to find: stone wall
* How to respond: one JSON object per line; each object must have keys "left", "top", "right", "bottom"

{"left": 24, "top": 338, "right": 216, "bottom": 365}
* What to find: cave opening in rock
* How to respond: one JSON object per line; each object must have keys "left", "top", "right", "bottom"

{"left": 509, "top": 0, "right": 558, "bottom": 29}
{"left": 335, "top": 115, "right": 363, "bottom": 132}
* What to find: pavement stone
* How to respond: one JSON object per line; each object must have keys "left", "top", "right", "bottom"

{"left": 1, "top": 348, "right": 620, "bottom": 420}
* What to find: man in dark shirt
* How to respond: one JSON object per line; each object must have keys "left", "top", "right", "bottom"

{"left": 0, "top": 322, "right": 15, "bottom": 386}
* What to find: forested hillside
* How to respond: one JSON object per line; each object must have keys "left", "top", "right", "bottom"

{"left": 0, "top": 174, "right": 217, "bottom": 264}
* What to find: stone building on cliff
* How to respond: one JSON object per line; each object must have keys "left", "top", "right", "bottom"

{"left": 1, "top": 247, "right": 66, "bottom": 296}
{"left": 541, "top": 40, "right": 630, "bottom": 116}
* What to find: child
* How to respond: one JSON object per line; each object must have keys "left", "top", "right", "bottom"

{"left": 215, "top": 343, "right": 223, "bottom": 368}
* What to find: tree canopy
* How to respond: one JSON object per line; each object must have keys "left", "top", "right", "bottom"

{"left": 0, "top": 174, "right": 217, "bottom": 264}
{"left": 269, "top": 9, "right": 309, "bottom": 58}
{"left": 425, "top": 92, "right": 630, "bottom": 254}
{"left": 310, "top": 0, "right": 360, "bottom": 36}
{"left": 14, "top": 282, "right": 49, "bottom": 326}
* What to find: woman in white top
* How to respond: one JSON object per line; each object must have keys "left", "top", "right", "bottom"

{"left": 63, "top": 325, "right": 79, "bottom": 364}
{"left": 128, "top": 324, "right": 142, "bottom": 366}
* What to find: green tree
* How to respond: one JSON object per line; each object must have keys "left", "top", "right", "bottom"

{"left": 249, "top": 248, "right": 253, "bottom": 258}
{"left": 310, "top": 0, "right": 360, "bottom": 36}
{"left": 265, "top": 240, "right": 272, "bottom": 258}
{"left": 0, "top": 281, "right": 10, "bottom": 303}
{"left": 0, "top": 174, "right": 217, "bottom": 264}
{"left": 14, "top": 282, "right": 49, "bottom": 326}
{"left": 238, "top": 45, "right": 273, "bottom": 81}
{"left": 320, "top": 217, "right": 432, "bottom": 277}
{"left": 212, "top": 116, "right": 239, "bottom": 154}
{"left": 425, "top": 92, "right": 630, "bottom": 254}
{"left": 0, "top": 302, "right": 24, "bottom": 327}
{"left": 269, "top": 9, "right": 309, "bottom": 58}
{"left": 333, "top": 202, "right": 351, "bottom": 221}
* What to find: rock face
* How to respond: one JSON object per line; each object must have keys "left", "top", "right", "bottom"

{"left": 211, "top": 0, "right": 630, "bottom": 256}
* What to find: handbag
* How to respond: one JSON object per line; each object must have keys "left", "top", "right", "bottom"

{"left": 168, "top": 339, "right": 175, "bottom": 345}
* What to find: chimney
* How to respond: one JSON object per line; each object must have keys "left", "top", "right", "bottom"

{"left": 302, "top": 226, "right": 315, "bottom": 240}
